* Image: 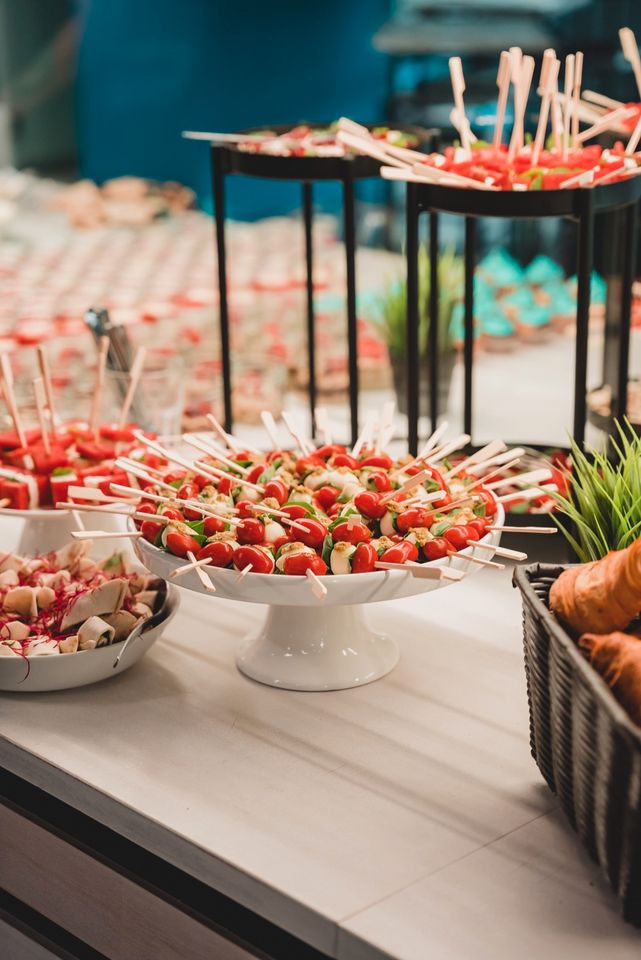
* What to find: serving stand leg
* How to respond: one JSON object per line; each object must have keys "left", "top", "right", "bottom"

{"left": 236, "top": 604, "right": 399, "bottom": 691}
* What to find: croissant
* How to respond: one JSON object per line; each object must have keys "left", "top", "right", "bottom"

{"left": 579, "top": 631, "right": 641, "bottom": 725}
{"left": 549, "top": 539, "right": 641, "bottom": 636}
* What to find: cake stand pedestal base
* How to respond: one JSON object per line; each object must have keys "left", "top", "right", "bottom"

{"left": 236, "top": 604, "right": 399, "bottom": 691}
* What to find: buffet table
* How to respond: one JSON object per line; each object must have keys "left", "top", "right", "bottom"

{"left": 1, "top": 568, "right": 640, "bottom": 959}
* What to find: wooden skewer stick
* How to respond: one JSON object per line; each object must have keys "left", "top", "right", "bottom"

{"left": 306, "top": 568, "right": 327, "bottom": 600}
{"left": 187, "top": 550, "right": 216, "bottom": 592}
{"left": 335, "top": 129, "right": 410, "bottom": 169}
{"left": 315, "top": 407, "right": 332, "bottom": 446}
{"left": 489, "top": 525, "right": 557, "bottom": 534}
{"left": 620, "top": 27, "right": 641, "bottom": 99}
{"left": 114, "top": 458, "right": 178, "bottom": 494}
{"left": 119, "top": 346, "right": 146, "bottom": 428}
{"left": 442, "top": 440, "right": 507, "bottom": 479}
{"left": 374, "top": 561, "right": 464, "bottom": 582}
{"left": 562, "top": 54, "right": 575, "bottom": 161}
{"left": 572, "top": 51, "right": 584, "bottom": 146}
{"left": 484, "top": 468, "right": 553, "bottom": 491}
{"left": 206, "top": 413, "right": 239, "bottom": 452}
{"left": 374, "top": 400, "right": 395, "bottom": 456}
{"left": 583, "top": 89, "right": 623, "bottom": 110}
{"left": 36, "top": 345, "right": 58, "bottom": 438}
{"left": 192, "top": 459, "right": 265, "bottom": 494}
{"left": 260, "top": 410, "right": 281, "bottom": 449}
{"left": 281, "top": 412, "right": 314, "bottom": 455}
{"left": 56, "top": 502, "right": 174, "bottom": 525}
{"left": 0, "top": 354, "right": 27, "bottom": 449}
{"left": 33, "top": 378, "right": 51, "bottom": 456}
{"left": 410, "top": 161, "right": 500, "bottom": 192}
{"left": 449, "top": 550, "right": 504, "bottom": 570}
{"left": 532, "top": 52, "right": 559, "bottom": 166}
{"left": 467, "top": 447, "right": 525, "bottom": 475}
{"left": 170, "top": 555, "right": 214, "bottom": 579}
{"left": 183, "top": 435, "right": 250, "bottom": 476}
{"left": 469, "top": 541, "right": 527, "bottom": 561}
{"left": 235, "top": 563, "right": 253, "bottom": 583}
{"left": 0, "top": 498, "right": 10, "bottom": 509}
{"left": 109, "top": 482, "right": 240, "bottom": 525}
{"left": 496, "top": 485, "right": 558, "bottom": 505}
{"left": 449, "top": 56, "right": 471, "bottom": 154}
{"left": 493, "top": 51, "right": 511, "bottom": 149}
{"left": 577, "top": 106, "right": 637, "bottom": 143}
{"left": 250, "top": 503, "right": 310, "bottom": 535}
{"left": 626, "top": 113, "right": 641, "bottom": 155}
{"left": 351, "top": 410, "right": 377, "bottom": 458}
{"left": 89, "top": 336, "right": 109, "bottom": 436}
{"left": 66, "top": 486, "right": 138, "bottom": 505}
{"left": 464, "top": 457, "right": 522, "bottom": 493}
{"left": 72, "top": 530, "right": 143, "bottom": 541}
{"left": 508, "top": 54, "right": 534, "bottom": 162}
{"left": 380, "top": 469, "right": 432, "bottom": 505}
{"left": 427, "top": 433, "right": 472, "bottom": 464}
{"left": 560, "top": 169, "right": 594, "bottom": 189}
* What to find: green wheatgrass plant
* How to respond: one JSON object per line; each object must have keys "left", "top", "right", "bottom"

{"left": 377, "top": 248, "right": 463, "bottom": 359}
{"left": 552, "top": 420, "right": 641, "bottom": 562}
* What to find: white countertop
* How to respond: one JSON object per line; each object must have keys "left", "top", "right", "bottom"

{"left": 1, "top": 567, "right": 640, "bottom": 959}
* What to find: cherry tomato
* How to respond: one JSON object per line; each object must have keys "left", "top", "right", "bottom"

{"left": 351, "top": 542, "right": 378, "bottom": 574}
{"left": 468, "top": 518, "right": 489, "bottom": 538}
{"left": 217, "top": 477, "right": 234, "bottom": 495}
{"left": 422, "top": 537, "right": 449, "bottom": 561}
{"left": 177, "top": 482, "right": 199, "bottom": 501}
{"left": 236, "top": 499, "right": 257, "bottom": 518}
{"left": 360, "top": 454, "right": 393, "bottom": 469}
{"left": 379, "top": 541, "right": 417, "bottom": 564}
{"left": 193, "top": 474, "right": 211, "bottom": 491}
{"left": 264, "top": 479, "right": 288, "bottom": 504}
{"left": 141, "top": 520, "right": 163, "bottom": 543}
{"left": 283, "top": 553, "right": 328, "bottom": 576}
{"left": 465, "top": 524, "right": 480, "bottom": 542}
{"left": 160, "top": 508, "right": 184, "bottom": 522}
{"left": 203, "top": 516, "right": 226, "bottom": 536}
{"left": 331, "top": 521, "right": 372, "bottom": 545}
{"left": 164, "top": 471, "right": 188, "bottom": 484}
{"left": 327, "top": 503, "right": 341, "bottom": 519}
{"left": 197, "top": 541, "right": 234, "bottom": 567}
{"left": 165, "top": 531, "right": 202, "bottom": 558}
{"left": 247, "top": 463, "right": 269, "bottom": 484}
{"left": 315, "top": 485, "right": 339, "bottom": 510}
{"left": 315, "top": 444, "right": 346, "bottom": 459}
{"left": 270, "top": 534, "right": 291, "bottom": 553}
{"left": 233, "top": 545, "right": 274, "bottom": 575}
{"left": 396, "top": 507, "right": 434, "bottom": 534}
{"left": 237, "top": 517, "right": 265, "bottom": 544}
{"left": 295, "top": 456, "right": 323, "bottom": 476}
{"left": 365, "top": 471, "right": 391, "bottom": 492}
{"left": 332, "top": 453, "right": 359, "bottom": 469}
{"left": 136, "top": 502, "right": 156, "bottom": 516}
{"left": 280, "top": 503, "right": 309, "bottom": 520}
{"left": 266, "top": 449, "right": 290, "bottom": 463}
{"left": 478, "top": 489, "right": 497, "bottom": 518}
{"left": 354, "top": 490, "right": 386, "bottom": 520}
{"left": 295, "top": 517, "right": 327, "bottom": 549}
{"left": 443, "top": 526, "right": 469, "bottom": 552}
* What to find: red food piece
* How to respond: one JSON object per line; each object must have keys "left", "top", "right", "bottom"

{"left": 332, "top": 453, "right": 360, "bottom": 470}
{"left": 354, "top": 490, "right": 386, "bottom": 520}
{"left": 264, "top": 479, "right": 288, "bottom": 504}
{"left": 236, "top": 499, "right": 257, "bottom": 518}
{"left": 331, "top": 521, "right": 371, "bottom": 545}
{"left": 203, "top": 516, "right": 226, "bottom": 536}
{"left": 443, "top": 526, "right": 469, "bottom": 551}
{"left": 422, "top": 538, "right": 449, "bottom": 561}
{"left": 315, "top": 485, "right": 339, "bottom": 510}
{"left": 0, "top": 428, "right": 41, "bottom": 450}
{"left": 0, "top": 477, "right": 30, "bottom": 509}
{"left": 282, "top": 553, "right": 328, "bottom": 576}
{"left": 359, "top": 454, "right": 393, "bottom": 469}
{"left": 351, "top": 542, "right": 378, "bottom": 573}
{"left": 165, "top": 530, "right": 202, "bottom": 558}
{"left": 294, "top": 517, "right": 327, "bottom": 548}
{"left": 197, "top": 541, "right": 234, "bottom": 567}
{"left": 315, "top": 444, "right": 346, "bottom": 459}
{"left": 141, "top": 520, "right": 163, "bottom": 543}
{"left": 379, "top": 541, "right": 417, "bottom": 565}
{"left": 99, "top": 423, "right": 140, "bottom": 443}
{"left": 76, "top": 441, "right": 114, "bottom": 461}
{"left": 365, "top": 471, "right": 391, "bottom": 492}
{"left": 396, "top": 507, "right": 434, "bottom": 534}
{"left": 30, "top": 444, "right": 69, "bottom": 474}
{"left": 160, "top": 508, "right": 184, "bottom": 522}
{"left": 280, "top": 503, "right": 309, "bottom": 521}
{"left": 237, "top": 517, "right": 265, "bottom": 544}
{"left": 232, "top": 544, "right": 274, "bottom": 574}
{"left": 247, "top": 463, "right": 269, "bottom": 484}
{"left": 467, "top": 518, "right": 488, "bottom": 538}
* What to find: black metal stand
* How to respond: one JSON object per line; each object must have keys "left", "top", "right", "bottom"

{"left": 210, "top": 124, "right": 433, "bottom": 445}
{"left": 404, "top": 178, "right": 641, "bottom": 454}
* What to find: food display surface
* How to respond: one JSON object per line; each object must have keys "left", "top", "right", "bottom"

{"left": 1, "top": 569, "right": 639, "bottom": 960}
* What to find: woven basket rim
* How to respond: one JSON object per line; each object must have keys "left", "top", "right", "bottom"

{"left": 513, "top": 562, "right": 641, "bottom": 749}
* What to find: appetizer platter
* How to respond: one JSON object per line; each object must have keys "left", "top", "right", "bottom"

{"left": 338, "top": 32, "right": 641, "bottom": 193}
{"left": 63, "top": 411, "right": 556, "bottom": 690}
{"left": 0, "top": 539, "right": 179, "bottom": 692}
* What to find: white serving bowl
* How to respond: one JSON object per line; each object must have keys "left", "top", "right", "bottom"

{"left": 0, "top": 585, "right": 179, "bottom": 693}
{"left": 0, "top": 506, "right": 129, "bottom": 557}
{"left": 132, "top": 507, "right": 504, "bottom": 692}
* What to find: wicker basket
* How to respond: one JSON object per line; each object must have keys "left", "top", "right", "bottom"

{"left": 514, "top": 563, "right": 641, "bottom": 925}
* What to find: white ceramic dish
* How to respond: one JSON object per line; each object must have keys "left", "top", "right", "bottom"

{"left": 0, "top": 585, "right": 180, "bottom": 693}
{"left": 0, "top": 506, "right": 128, "bottom": 557}
{"left": 133, "top": 507, "right": 504, "bottom": 692}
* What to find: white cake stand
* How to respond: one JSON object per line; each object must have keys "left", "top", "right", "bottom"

{"left": 132, "top": 507, "right": 504, "bottom": 692}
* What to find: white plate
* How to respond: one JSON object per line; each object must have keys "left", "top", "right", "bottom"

{"left": 0, "top": 585, "right": 180, "bottom": 693}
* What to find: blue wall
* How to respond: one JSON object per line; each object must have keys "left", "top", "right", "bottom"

{"left": 76, "top": 0, "right": 390, "bottom": 219}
